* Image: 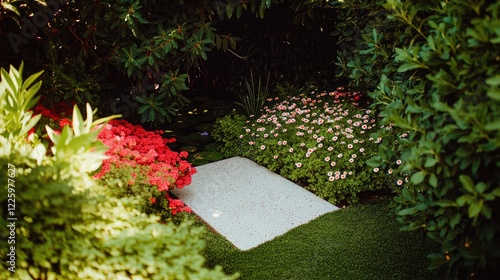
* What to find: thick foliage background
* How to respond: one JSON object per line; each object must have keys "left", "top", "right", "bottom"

{"left": 1, "top": 0, "right": 340, "bottom": 127}
{"left": 334, "top": 0, "right": 500, "bottom": 278}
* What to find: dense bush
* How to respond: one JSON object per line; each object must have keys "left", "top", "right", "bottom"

{"left": 334, "top": 0, "right": 500, "bottom": 277}
{"left": 0, "top": 64, "right": 236, "bottom": 279}
{"left": 0, "top": 0, "right": 278, "bottom": 124}
{"left": 214, "top": 88, "right": 399, "bottom": 204}
{"left": 95, "top": 119, "right": 196, "bottom": 222}
{"left": 33, "top": 99, "right": 197, "bottom": 222}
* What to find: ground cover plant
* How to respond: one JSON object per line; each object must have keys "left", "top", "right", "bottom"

{"left": 202, "top": 199, "right": 445, "bottom": 280}
{"left": 0, "top": 63, "right": 235, "bottom": 279}
{"left": 213, "top": 87, "right": 404, "bottom": 204}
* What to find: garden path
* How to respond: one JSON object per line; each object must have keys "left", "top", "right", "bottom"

{"left": 171, "top": 156, "right": 339, "bottom": 250}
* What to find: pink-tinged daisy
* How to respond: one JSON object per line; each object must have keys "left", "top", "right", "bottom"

{"left": 397, "top": 179, "right": 403, "bottom": 185}
{"left": 359, "top": 148, "right": 365, "bottom": 153}
{"left": 318, "top": 143, "right": 323, "bottom": 148}
{"left": 396, "top": 159, "right": 402, "bottom": 165}
{"left": 325, "top": 157, "right": 330, "bottom": 162}
{"left": 351, "top": 154, "right": 357, "bottom": 158}
{"left": 341, "top": 174, "right": 346, "bottom": 179}
{"left": 349, "top": 158, "right": 354, "bottom": 163}
{"left": 347, "top": 144, "right": 353, "bottom": 149}
{"left": 332, "top": 136, "right": 338, "bottom": 141}
{"left": 273, "top": 155, "right": 278, "bottom": 159}
{"left": 239, "top": 135, "right": 244, "bottom": 138}
{"left": 329, "top": 176, "right": 335, "bottom": 181}
{"left": 338, "top": 153, "right": 343, "bottom": 158}
{"left": 327, "top": 171, "right": 333, "bottom": 176}
{"left": 388, "top": 169, "right": 393, "bottom": 174}
{"left": 289, "top": 148, "right": 294, "bottom": 153}
{"left": 283, "top": 141, "right": 287, "bottom": 145}
{"left": 295, "top": 162, "right": 302, "bottom": 168}
{"left": 335, "top": 171, "right": 341, "bottom": 176}
{"left": 278, "top": 141, "right": 283, "bottom": 145}
{"left": 264, "top": 134, "right": 269, "bottom": 138}
{"left": 260, "top": 145, "right": 266, "bottom": 150}
{"left": 331, "top": 161, "right": 336, "bottom": 167}
{"left": 300, "top": 143, "right": 306, "bottom": 147}
{"left": 373, "top": 167, "right": 379, "bottom": 172}
{"left": 328, "top": 146, "right": 334, "bottom": 151}
{"left": 246, "top": 129, "right": 251, "bottom": 133}
{"left": 306, "top": 153, "right": 311, "bottom": 158}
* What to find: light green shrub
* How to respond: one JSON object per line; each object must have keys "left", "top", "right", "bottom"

{"left": 0, "top": 64, "right": 237, "bottom": 279}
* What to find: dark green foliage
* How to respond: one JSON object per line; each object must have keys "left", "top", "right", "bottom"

{"left": 212, "top": 112, "right": 251, "bottom": 157}
{"left": 335, "top": 0, "right": 500, "bottom": 277}
{"left": 207, "top": 1, "right": 340, "bottom": 94}
{"left": 0, "top": 0, "right": 278, "bottom": 125}
{"left": 235, "top": 71, "right": 270, "bottom": 118}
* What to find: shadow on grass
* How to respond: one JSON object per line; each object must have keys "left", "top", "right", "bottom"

{"left": 201, "top": 198, "right": 445, "bottom": 280}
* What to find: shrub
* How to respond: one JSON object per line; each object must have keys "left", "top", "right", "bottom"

{"left": 1, "top": 0, "right": 280, "bottom": 125}
{"left": 335, "top": 0, "right": 500, "bottom": 277}
{"left": 212, "top": 112, "right": 250, "bottom": 157}
{"left": 34, "top": 102, "right": 197, "bottom": 222}
{"left": 213, "top": 88, "right": 398, "bottom": 204}
{"left": 95, "top": 119, "right": 196, "bottom": 222}
{"left": 0, "top": 63, "right": 236, "bottom": 279}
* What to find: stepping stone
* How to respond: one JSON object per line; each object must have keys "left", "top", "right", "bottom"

{"left": 171, "top": 157, "right": 339, "bottom": 250}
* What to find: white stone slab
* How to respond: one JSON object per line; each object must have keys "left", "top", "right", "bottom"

{"left": 171, "top": 156, "right": 339, "bottom": 250}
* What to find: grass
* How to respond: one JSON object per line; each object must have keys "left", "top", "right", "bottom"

{"left": 200, "top": 198, "right": 446, "bottom": 280}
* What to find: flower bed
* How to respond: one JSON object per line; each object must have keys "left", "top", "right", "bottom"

{"left": 214, "top": 88, "right": 403, "bottom": 204}
{"left": 34, "top": 103, "right": 195, "bottom": 221}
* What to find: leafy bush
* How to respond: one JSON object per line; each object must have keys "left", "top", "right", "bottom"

{"left": 213, "top": 112, "right": 251, "bottom": 157}
{"left": 0, "top": 63, "right": 236, "bottom": 279}
{"left": 335, "top": 0, "right": 500, "bottom": 277}
{"left": 1, "top": 0, "right": 281, "bottom": 125}
{"left": 95, "top": 119, "right": 196, "bottom": 222}
{"left": 34, "top": 100, "right": 197, "bottom": 222}
{"left": 214, "top": 88, "right": 398, "bottom": 204}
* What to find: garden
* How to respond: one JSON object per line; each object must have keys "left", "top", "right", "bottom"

{"left": 1, "top": 0, "right": 499, "bottom": 279}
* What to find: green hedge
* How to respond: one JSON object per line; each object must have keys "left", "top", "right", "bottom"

{"left": 334, "top": 0, "right": 500, "bottom": 277}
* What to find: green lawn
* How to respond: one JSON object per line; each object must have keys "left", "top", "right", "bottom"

{"left": 201, "top": 199, "right": 445, "bottom": 280}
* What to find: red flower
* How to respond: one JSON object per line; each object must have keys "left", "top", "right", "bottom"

{"left": 93, "top": 118, "right": 196, "bottom": 216}
{"left": 150, "top": 197, "right": 156, "bottom": 204}
{"left": 58, "top": 118, "right": 72, "bottom": 128}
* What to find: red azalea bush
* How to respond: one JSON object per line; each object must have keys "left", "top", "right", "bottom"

{"left": 95, "top": 119, "right": 196, "bottom": 221}
{"left": 34, "top": 102, "right": 196, "bottom": 221}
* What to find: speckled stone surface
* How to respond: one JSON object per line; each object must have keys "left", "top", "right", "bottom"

{"left": 171, "top": 156, "right": 339, "bottom": 250}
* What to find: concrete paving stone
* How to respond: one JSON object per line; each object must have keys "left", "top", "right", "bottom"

{"left": 171, "top": 156, "right": 339, "bottom": 250}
